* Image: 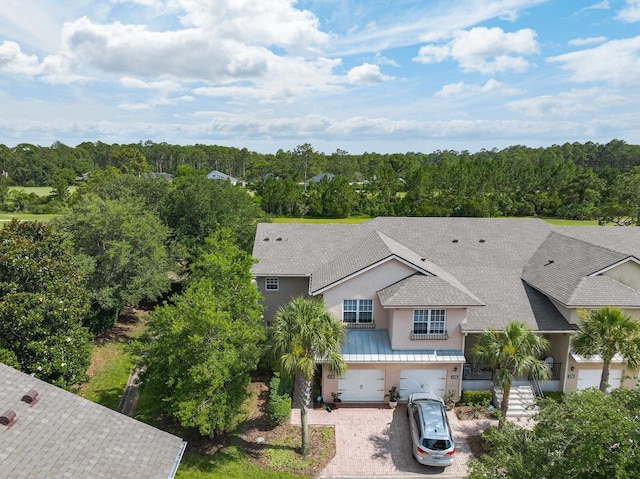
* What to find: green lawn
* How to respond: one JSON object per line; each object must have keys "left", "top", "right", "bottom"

{"left": 269, "top": 216, "right": 371, "bottom": 224}
{"left": 542, "top": 218, "right": 601, "bottom": 226}
{"left": 0, "top": 213, "right": 59, "bottom": 224}
{"left": 176, "top": 447, "right": 305, "bottom": 479}
{"left": 8, "top": 185, "right": 77, "bottom": 196}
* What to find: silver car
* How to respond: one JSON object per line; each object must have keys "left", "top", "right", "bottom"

{"left": 407, "top": 392, "right": 455, "bottom": 467}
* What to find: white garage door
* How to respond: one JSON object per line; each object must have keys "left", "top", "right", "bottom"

{"left": 577, "top": 369, "right": 622, "bottom": 391}
{"left": 338, "top": 369, "right": 385, "bottom": 402}
{"left": 400, "top": 369, "right": 447, "bottom": 398}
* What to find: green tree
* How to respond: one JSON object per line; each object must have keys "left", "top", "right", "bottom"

{"left": 56, "top": 194, "right": 173, "bottom": 333}
{"left": 467, "top": 388, "right": 640, "bottom": 479}
{"left": 110, "top": 146, "right": 149, "bottom": 175}
{"left": 473, "top": 321, "right": 549, "bottom": 418}
{"left": 137, "top": 232, "right": 264, "bottom": 437}
{"left": 50, "top": 167, "right": 76, "bottom": 202}
{"left": 269, "top": 297, "right": 347, "bottom": 455}
{"left": 164, "top": 174, "right": 266, "bottom": 253}
{"left": 0, "top": 220, "right": 92, "bottom": 389}
{"left": 571, "top": 307, "right": 640, "bottom": 392}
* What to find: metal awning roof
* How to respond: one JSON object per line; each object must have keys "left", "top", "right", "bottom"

{"left": 341, "top": 329, "right": 466, "bottom": 363}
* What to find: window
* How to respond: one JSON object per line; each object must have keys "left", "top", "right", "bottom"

{"left": 343, "top": 299, "right": 373, "bottom": 323}
{"left": 265, "top": 277, "right": 279, "bottom": 291}
{"left": 413, "top": 309, "right": 446, "bottom": 336}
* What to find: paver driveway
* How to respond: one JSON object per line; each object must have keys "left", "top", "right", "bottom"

{"left": 291, "top": 404, "right": 496, "bottom": 478}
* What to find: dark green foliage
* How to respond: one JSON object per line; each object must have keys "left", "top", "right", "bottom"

{"left": 137, "top": 231, "right": 264, "bottom": 437}
{"left": 56, "top": 194, "right": 173, "bottom": 334}
{"left": 163, "top": 173, "right": 266, "bottom": 253}
{"left": 468, "top": 388, "right": 640, "bottom": 479}
{"left": 0, "top": 220, "right": 92, "bottom": 389}
{"left": 460, "top": 390, "right": 492, "bottom": 406}
{"left": 268, "top": 376, "right": 292, "bottom": 426}
{"left": 541, "top": 391, "right": 565, "bottom": 402}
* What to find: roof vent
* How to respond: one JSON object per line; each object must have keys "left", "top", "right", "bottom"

{"left": 420, "top": 258, "right": 426, "bottom": 262}
{"left": 1, "top": 410, "right": 17, "bottom": 427}
{"left": 545, "top": 259, "right": 555, "bottom": 266}
{"left": 22, "top": 389, "right": 39, "bottom": 405}
{"left": 276, "top": 237, "right": 282, "bottom": 241}
{"left": 479, "top": 239, "right": 485, "bottom": 243}
{"left": 263, "top": 237, "right": 269, "bottom": 241}
{"left": 452, "top": 239, "right": 458, "bottom": 243}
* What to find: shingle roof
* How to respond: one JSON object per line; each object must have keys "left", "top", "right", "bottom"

{"left": 377, "top": 274, "right": 484, "bottom": 307}
{"left": 522, "top": 231, "right": 638, "bottom": 306}
{"left": 342, "top": 330, "right": 465, "bottom": 363}
{"left": 0, "top": 363, "right": 185, "bottom": 479}
{"left": 252, "top": 218, "right": 639, "bottom": 332}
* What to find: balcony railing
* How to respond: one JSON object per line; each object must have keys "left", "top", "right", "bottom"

{"left": 343, "top": 320, "right": 376, "bottom": 329}
{"left": 410, "top": 331, "right": 449, "bottom": 340}
{"left": 462, "top": 362, "right": 563, "bottom": 381}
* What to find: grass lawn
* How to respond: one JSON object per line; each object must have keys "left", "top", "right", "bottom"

{"left": 0, "top": 213, "right": 59, "bottom": 223}
{"left": 77, "top": 311, "right": 147, "bottom": 410}
{"left": 176, "top": 446, "right": 306, "bottom": 479}
{"left": 269, "top": 216, "right": 371, "bottom": 224}
{"left": 542, "top": 218, "right": 601, "bottom": 226}
{"left": 8, "top": 185, "right": 78, "bottom": 196}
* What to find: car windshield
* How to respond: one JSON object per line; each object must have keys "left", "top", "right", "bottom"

{"left": 422, "top": 438, "right": 451, "bottom": 451}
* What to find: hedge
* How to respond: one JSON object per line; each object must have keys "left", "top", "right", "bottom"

{"left": 268, "top": 376, "right": 292, "bottom": 426}
{"left": 461, "top": 390, "right": 492, "bottom": 406}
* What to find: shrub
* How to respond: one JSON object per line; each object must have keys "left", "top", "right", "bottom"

{"left": 461, "top": 390, "right": 492, "bottom": 406}
{"left": 268, "top": 376, "right": 292, "bottom": 426}
{"left": 542, "top": 391, "right": 565, "bottom": 402}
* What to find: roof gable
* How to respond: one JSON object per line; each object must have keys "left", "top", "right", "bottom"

{"left": 522, "top": 231, "right": 635, "bottom": 306}
{"left": 377, "top": 273, "right": 484, "bottom": 307}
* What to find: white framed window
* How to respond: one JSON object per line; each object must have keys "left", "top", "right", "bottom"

{"left": 265, "top": 277, "right": 279, "bottom": 291}
{"left": 343, "top": 299, "right": 373, "bottom": 323}
{"left": 413, "top": 309, "right": 446, "bottom": 336}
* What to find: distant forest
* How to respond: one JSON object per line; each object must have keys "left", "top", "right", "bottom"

{"left": 1, "top": 139, "right": 639, "bottom": 224}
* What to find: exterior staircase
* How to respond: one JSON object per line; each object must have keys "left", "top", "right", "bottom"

{"left": 494, "top": 382, "right": 538, "bottom": 418}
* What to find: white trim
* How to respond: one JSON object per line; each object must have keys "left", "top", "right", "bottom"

{"left": 342, "top": 298, "right": 374, "bottom": 324}
{"left": 311, "top": 255, "right": 433, "bottom": 295}
{"left": 589, "top": 256, "right": 640, "bottom": 276}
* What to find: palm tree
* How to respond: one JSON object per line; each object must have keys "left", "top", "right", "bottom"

{"left": 270, "top": 297, "right": 347, "bottom": 456}
{"left": 473, "top": 321, "right": 550, "bottom": 418}
{"left": 572, "top": 307, "right": 640, "bottom": 392}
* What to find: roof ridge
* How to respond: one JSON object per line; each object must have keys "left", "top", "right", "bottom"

{"left": 550, "top": 229, "right": 632, "bottom": 259}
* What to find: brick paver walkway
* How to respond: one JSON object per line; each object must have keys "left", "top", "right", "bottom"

{"left": 291, "top": 403, "right": 497, "bottom": 478}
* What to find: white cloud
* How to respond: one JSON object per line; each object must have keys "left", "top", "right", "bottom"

{"left": 615, "top": 0, "right": 640, "bottom": 22}
{"left": 347, "top": 63, "right": 392, "bottom": 84}
{"left": 414, "top": 27, "right": 539, "bottom": 74}
{"left": 506, "top": 88, "right": 628, "bottom": 117}
{"left": 0, "top": 41, "right": 41, "bottom": 75}
{"left": 548, "top": 36, "right": 640, "bottom": 86}
{"left": 580, "top": 1, "right": 610, "bottom": 12}
{"left": 436, "top": 79, "right": 523, "bottom": 97}
{"left": 568, "top": 36, "right": 607, "bottom": 46}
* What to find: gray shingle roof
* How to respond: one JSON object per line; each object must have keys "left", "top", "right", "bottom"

{"left": 377, "top": 274, "right": 484, "bottom": 307}
{"left": 252, "top": 218, "right": 639, "bottom": 332}
{"left": 0, "top": 363, "right": 185, "bottom": 479}
{"left": 342, "top": 330, "right": 465, "bottom": 362}
{"left": 522, "top": 231, "right": 637, "bottom": 306}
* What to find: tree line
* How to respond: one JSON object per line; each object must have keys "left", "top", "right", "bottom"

{"left": 1, "top": 139, "right": 639, "bottom": 224}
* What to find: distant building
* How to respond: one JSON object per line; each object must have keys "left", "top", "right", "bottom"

{"left": 206, "top": 170, "right": 239, "bottom": 185}
{"left": 305, "top": 172, "right": 335, "bottom": 185}
{"left": 146, "top": 172, "right": 174, "bottom": 181}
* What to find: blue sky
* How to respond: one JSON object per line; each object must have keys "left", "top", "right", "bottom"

{"left": 1, "top": 0, "right": 639, "bottom": 154}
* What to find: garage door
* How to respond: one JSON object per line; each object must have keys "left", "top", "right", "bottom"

{"left": 400, "top": 369, "right": 446, "bottom": 398}
{"left": 338, "top": 369, "right": 385, "bottom": 402}
{"left": 577, "top": 369, "right": 622, "bottom": 391}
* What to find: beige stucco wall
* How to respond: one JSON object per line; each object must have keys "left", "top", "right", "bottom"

{"left": 321, "top": 259, "right": 417, "bottom": 329}
{"left": 388, "top": 308, "right": 465, "bottom": 350}
{"left": 603, "top": 260, "right": 640, "bottom": 291}
{"left": 257, "top": 276, "right": 310, "bottom": 324}
{"left": 321, "top": 363, "right": 462, "bottom": 404}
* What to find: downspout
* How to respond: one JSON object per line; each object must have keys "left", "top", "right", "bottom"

{"left": 459, "top": 332, "right": 467, "bottom": 398}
